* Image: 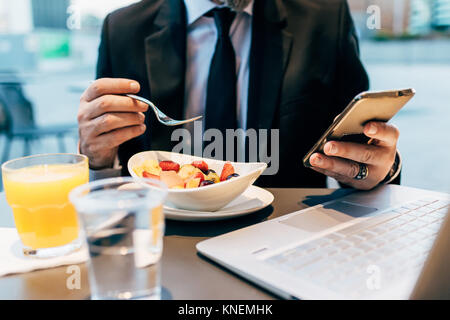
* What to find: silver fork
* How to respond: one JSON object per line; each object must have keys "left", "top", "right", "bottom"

{"left": 126, "top": 94, "right": 202, "bottom": 126}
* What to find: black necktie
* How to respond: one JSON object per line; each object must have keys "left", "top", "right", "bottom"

{"left": 204, "top": 8, "right": 237, "bottom": 138}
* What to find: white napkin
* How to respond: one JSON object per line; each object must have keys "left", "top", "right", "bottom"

{"left": 0, "top": 228, "right": 88, "bottom": 277}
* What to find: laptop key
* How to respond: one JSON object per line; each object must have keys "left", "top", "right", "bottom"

{"left": 324, "top": 233, "right": 346, "bottom": 242}
{"left": 392, "top": 207, "right": 410, "bottom": 214}
{"left": 395, "top": 236, "right": 415, "bottom": 247}
{"left": 387, "top": 217, "right": 409, "bottom": 227}
{"left": 342, "top": 247, "right": 363, "bottom": 258}
{"left": 407, "top": 219, "right": 429, "bottom": 230}
{"left": 401, "top": 203, "right": 422, "bottom": 210}
{"left": 370, "top": 238, "right": 386, "bottom": 248}
{"left": 389, "top": 240, "right": 406, "bottom": 251}
{"left": 407, "top": 210, "right": 427, "bottom": 217}
{"left": 346, "top": 235, "right": 365, "bottom": 245}
{"left": 428, "top": 211, "right": 445, "bottom": 220}
{"left": 295, "top": 242, "right": 316, "bottom": 254}
{"left": 397, "top": 223, "right": 417, "bottom": 233}
{"left": 379, "top": 232, "right": 399, "bottom": 243}
{"left": 435, "top": 207, "right": 449, "bottom": 216}
{"left": 372, "top": 246, "right": 395, "bottom": 257}
{"left": 416, "top": 198, "right": 438, "bottom": 204}
{"left": 410, "top": 201, "right": 427, "bottom": 208}
{"left": 426, "top": 200, "right": 449, "bottom": 210}
{"left": 368, "top": 226, "right": 389, "bottom": 235}
{"left": 418, "top": 215, "right": 440, "bottom": 224}
{"left": 295, "top": 260, "right": 328, "bottom": 276}
{"left": 311, "top": 237, "right": 332, "bottom": 248}
{"left": 358, "top": 230, "right": 377, "bottom": 239}
{"left": 354, "top": 242, "right": 374, "bottom": 253}
{"left": 332, "top": 253, "right": 353, "bottom": 265}
{"left": 320, "top": 246, "right": 340, "bottom": 257}
{"left": 334, "top": 240, "right": 353, "bottom": 251}
{"left": 401, "top": 214, "right": 418, "bottom": 223}
{"left": 291, "top": 252, "right": 322, "bottom": 270}
{"left": 417, "top": 206, "right": 437, "bottom": 214}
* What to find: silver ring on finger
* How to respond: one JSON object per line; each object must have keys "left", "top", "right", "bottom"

{"left": 354, "top": 163, "right": 369, "bottom": 180}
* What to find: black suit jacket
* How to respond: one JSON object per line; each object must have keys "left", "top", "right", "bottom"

{"left": 96, "top": 0, "right": 379, "bottom": 188}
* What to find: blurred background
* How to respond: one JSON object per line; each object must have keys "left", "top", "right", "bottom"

{"left": 0, "top": 0, "right": 449, "bottom": 192}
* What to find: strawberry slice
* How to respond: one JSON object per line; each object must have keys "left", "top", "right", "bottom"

{"left": 191, "top": 160, "right": 208, "bottom": 173}
{"left": 159, "top": 160, "right": 180, "bottom": 172}
{"left": 142, "top": 171, "right": 160, "bottom": 180}
{"left": 220, "top": 162, "right": 235, "bottom": 181}
{"left": 192, "top": 171, "right": 205, "bottom": 183}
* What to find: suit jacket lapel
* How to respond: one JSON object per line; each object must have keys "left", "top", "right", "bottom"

{"left": 247, "top": 0, "right": 293, "bottom": 130}
{"left": 144, "top": 0, "right": 187, "bottom": 120}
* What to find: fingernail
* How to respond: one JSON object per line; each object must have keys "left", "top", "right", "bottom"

{"left": 326, "top": 143, "right": 337, "bottom": 155}
{"left": 367, "top": 123, "right": 377, "bottom": 135}
{"left": 140, "top": 124, "right": 146, "bottom": 131}
{"left": 312, "top": 155, "right": 322, "bottom": 165}
{"left": 130, "top": 82, "right": 139, "bottom": 91}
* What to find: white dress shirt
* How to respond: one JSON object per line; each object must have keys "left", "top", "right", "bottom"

{"left": 183, "top": 0, "right": 253, "bottom": 134}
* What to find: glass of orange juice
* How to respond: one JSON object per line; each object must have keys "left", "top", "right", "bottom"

{"left": 2, "top": 153, "right": 89, "bottom": 258}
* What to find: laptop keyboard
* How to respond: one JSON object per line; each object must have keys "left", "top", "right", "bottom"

{"left": 265, "top": 197, "right": 449, "bottom": 298}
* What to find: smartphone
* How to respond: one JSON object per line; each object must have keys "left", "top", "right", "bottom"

{"left": 303, "top": 88, "right": 415, "bottom": 167}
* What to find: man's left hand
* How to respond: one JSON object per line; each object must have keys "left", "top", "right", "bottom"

{"left": 309, "top": 121, "right": 399, "bottom": 190}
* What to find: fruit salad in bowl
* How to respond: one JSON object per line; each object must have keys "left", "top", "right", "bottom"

{"left": 133, "top": 159, "right": 239, "bottom": 189}
{"left": 128, "top": 151, "right": 267, "bottom": 211}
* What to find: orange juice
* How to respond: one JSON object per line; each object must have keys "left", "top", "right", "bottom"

{"left": 151, "top": 204, "right": 163, "bottom": 245}
{"left": 3, "top": 163, "right": 89, "bottom": 249}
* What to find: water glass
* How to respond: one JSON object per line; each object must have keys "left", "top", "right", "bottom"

{"left": 69, "top": 177, "right": 167, "bottom": 300}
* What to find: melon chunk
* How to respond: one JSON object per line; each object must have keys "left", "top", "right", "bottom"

{"left": 160, "top": 171, "right": 184, "bottom": 189}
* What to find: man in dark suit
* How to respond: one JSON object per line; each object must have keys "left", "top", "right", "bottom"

{"left": 77, "top": 0, "right": 401, "bottom": 189}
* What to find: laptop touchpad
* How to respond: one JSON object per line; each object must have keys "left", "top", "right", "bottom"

{"left": 322, "top": 201, "right": 378, "bottom": 216}
{"left": 280, "top": 201, "right": 378, "bottom": 232}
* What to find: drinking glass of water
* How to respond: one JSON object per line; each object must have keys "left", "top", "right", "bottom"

{"left": 69, "top": 177, "right": 167, "bottom": 300}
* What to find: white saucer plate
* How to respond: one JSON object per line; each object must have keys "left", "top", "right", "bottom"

{"left": 163, "top": 186, "right": 274, "bottom": 221}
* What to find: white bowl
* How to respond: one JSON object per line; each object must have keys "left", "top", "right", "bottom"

{"left": 128, "top": 151, "right": 267, "bottom": 211}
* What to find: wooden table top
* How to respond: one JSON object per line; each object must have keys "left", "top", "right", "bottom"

{"left": 0, "top": 188, "right": 350, "bottom": 300}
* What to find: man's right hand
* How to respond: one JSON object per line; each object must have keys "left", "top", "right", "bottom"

{"left": 78, "top": 78, "right": 148, "bottom": 169}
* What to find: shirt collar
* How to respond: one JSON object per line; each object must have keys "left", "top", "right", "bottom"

{"left": 184, "top": 0, "right": 253, "bottom": 25}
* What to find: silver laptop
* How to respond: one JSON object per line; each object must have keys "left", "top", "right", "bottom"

{"left": 197, "top": 185, "right": 449, "bottom": 299}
